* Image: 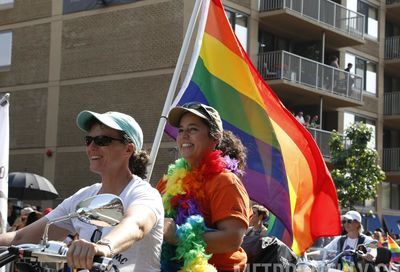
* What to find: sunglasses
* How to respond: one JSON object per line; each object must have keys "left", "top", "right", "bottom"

{"left": 84, "top": 135, "right": 126, "bottom": 146}
{"left": 182, "top": 102, "right": 213, "bottom": 121}
{"left": 342, "top": 219, "right": 354, "bottom": 224}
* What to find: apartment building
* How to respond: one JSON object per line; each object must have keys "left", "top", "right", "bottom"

{"left": 256, "top": 0, "right": 400, "bottom": 234}
{"left": 0, "top": 0, "right": 398, "bottom": 232}
{"left": 382, "top": 0, "right": 400, "bottom": 235}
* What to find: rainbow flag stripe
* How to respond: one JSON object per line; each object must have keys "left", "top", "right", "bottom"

{"left": 166, "top": 0, "right": 341, "bottom": 254}
{"left": 388, "top": 235, "right": 400, "bottom": 263}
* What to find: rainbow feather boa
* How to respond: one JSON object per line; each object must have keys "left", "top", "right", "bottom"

{"left": 161, "top": 150, "right": 230, "bottom": 272}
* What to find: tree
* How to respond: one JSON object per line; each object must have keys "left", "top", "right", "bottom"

{"left": 329, "top": 122, "right": 386, "bottom": 209}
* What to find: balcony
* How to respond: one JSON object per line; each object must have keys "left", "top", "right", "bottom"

{"left": 384, "top": 92, "right": 400, "bottom": 128}
{"left": 259, "top": 0, "right": 365, "bottom": 47}
{"left": 385, "top": 36, "right": 400, "bottom": 76}
{"left": 257, "top": 51, "right": 363, "bottom": 109}
{"left": 386, "top": 0, "right": 400, "bottom": 25}
{"left": 307, "top": 127, "right": 334, "bottom": 158}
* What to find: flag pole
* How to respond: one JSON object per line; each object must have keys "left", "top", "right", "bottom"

{"left": 0, "top": 93, "right": 10, "bottom": 106}
{"left": 147, "top": 0, "right": 204, "bottom": 181}
{"left": 0, "top": 93, "right": 10, "bottom": 237}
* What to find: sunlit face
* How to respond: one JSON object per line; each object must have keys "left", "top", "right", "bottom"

{"left": 342, "top": 218, "right": 359, "bottom": 234}
{"left": 250, "top": 209, "right": 260, "bottom": 227}
{"left": 86, "top": 124, "right": 132, "bottom": 175}
{"left": 373, "top": 231, "right": 382, "bottom": 241}
{"left": 176, "top": 113, "right": 218, "bottom": 168}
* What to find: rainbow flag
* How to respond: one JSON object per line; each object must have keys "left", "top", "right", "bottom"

{"left": 387, "top": 235, "right": 400, "bottom": 263}
{"left": 165, "top": 0, "right": 341, "bottom": 255}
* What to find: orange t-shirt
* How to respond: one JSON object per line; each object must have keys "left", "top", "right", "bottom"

{"left": 157, "top": 171, "right": 251, "bottom": 271}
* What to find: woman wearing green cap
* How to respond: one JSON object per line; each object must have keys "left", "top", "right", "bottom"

{"left": 157, "top": 102, "right": 251, "bottom": 272}
{"left": 0, "top": 110, "right": 164, "bottom": 272}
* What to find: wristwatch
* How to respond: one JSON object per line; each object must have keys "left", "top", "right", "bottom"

{"left": 96, "top": 239, "right": 115, "bottom": 258}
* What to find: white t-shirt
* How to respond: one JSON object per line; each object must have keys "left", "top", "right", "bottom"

{"left": 46, "top": 175, "right": 164, "bottom": 272}
{"left": 324, "top": 235, "right": 374, "bottom": 253}
{"left": 295, "top": 115, "right": 305, "bottom": 125}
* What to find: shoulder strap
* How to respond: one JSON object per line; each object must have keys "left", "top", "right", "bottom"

{"left": 357, "top": 234, "right": 366, "bottom": 245}
{"left": 338, "top": 235, "right": 347, "bottom": 251}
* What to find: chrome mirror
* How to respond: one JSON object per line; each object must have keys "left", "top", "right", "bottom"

{"left": 76, "top": 193, "right": 124, "bottom": 227}
{"left": 41, "top": 194, "right": 124, "bottom": 246}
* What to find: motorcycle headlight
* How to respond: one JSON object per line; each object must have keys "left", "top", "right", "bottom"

{"left": 296, "top": 263, "right": 316, "bottom": 272}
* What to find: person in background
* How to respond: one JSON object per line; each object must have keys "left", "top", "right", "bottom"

{"left": 7, "top": 203, "right": 19, "bottom": 229}
{"left": 310, "top": 115, "right": 319, "bottom": 129}
{"left": 246, "top": 204, "right": 269, "bottom": 238}
{"left": 295, "top": 111, "right": 305, "bottom": 125}
{"left": 9, "top": 206, "right": 34, "bottom": 231}
{"left": 0, "top": 110, "right": 164, "bottom": 271}
{"left": 373, "top": 228, "right": 386, "bottom": 247}
{"left": 25, "top": 211, "right": 43, "bottom": 226}
{"left": 345, "top": 63, "right": 353, "bottom": 72}
{"left": 157, "top": 102, "right": 251, "bottom": 272}
{"left": 322, "top": 211, "right": 375, "bottom": 269}
{"left": 344, "top": 63, "right": 355, "bottom": 88}
{"left": 304, "top": 115, "right": 311, "bottom": 127}
{"left": 43, "top": 208, "right": 53, "bottom": 216}
{"left": 330, "top": 55, "right": 339, "bottom": 68}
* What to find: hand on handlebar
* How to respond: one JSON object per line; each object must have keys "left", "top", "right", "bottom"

{"left": 67, "top": 239, "right": 109, "bottom": 270}
{"left": 361, "top": 253, "right": 375, "bottom": 263}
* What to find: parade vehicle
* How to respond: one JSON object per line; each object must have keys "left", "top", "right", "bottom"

{"left": 0, "top": 194, "right": 124, "bottom": 272}
{"left": 296, "top": 241, "right": 391, "bottom": 272}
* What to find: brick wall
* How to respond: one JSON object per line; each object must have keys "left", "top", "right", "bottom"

{"left": 61, "top": 1, "right": 183, "bottom": 79}
{"left": 9, "top": 153, "right": 44, "bottom": 176}
{"left": 0, "top": 0, "right": 51, "bottom": 25}
{"left": 0, "top": 24, "right": 50, "bottom": 86}
{"left": 9, "top": 88, "right": 47, "bottom": 148}
{"left": 57, "top": 74, "right": 172, "bottom": 147}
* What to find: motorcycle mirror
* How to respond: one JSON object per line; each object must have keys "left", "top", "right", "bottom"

{"left": 41, "top": 194, "right": 124, "bottom": 246}
{"left": 75, "top": 194, "right": 124, "bottom": 227}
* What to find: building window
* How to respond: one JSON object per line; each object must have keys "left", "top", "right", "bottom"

{"left": 346, "top": 0, "right": 378, "bottom": 39}
{"left": 0, "top": 0, "right": 13, "bottom": 9}
{"left": 345, "top": 53, "right": 377, "bottom": 95}
{"left": 258, "top": 30, "right": 290, "bottom": 53}
{"left": 63, "top": 0, "right": 136, "bottom": 14}
{"left": 357, "top": 1, "right": 378, "bottom": 39}
{"left": 382, "top": 182, "right": 400, "bottom": 210}
{"left": 343, "top": 112, "right": 376, "bottom": 149}
{"left": 0, "top": 31, "right": 12, "bottom": 70}
{"left": 225, "top": 9, "right": 248, "bottom": 52}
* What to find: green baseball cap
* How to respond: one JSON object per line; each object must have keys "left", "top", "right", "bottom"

{"left": 168, "top": 102, "right": 223, "bottom": 133}
{"left": 76, "top": 110, "right": 143, "bottom": 151}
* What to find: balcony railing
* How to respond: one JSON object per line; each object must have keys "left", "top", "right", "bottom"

{"left": 257, "top": 50, "right": 363, "bottom": 102}
{"left": 383, "top": 148, "right": 400, "bottom": 172}
{"left": 385, "top": 36, "right": 400, "bottom": 59}
{"left": 384, "top": 92, "right": 400, "bottom": 115}
{"left": 259, "top": 0, "right": 364, "bottom": 39}
{"left": 307, "top": 127, "right": 334, "bottom": 158}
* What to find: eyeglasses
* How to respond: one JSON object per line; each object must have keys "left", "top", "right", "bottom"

{"left": 84, "top": 135, "right": 126, "bottom": 146}
{"left": 342, "top": 219, "right": 354, "bottom": 224}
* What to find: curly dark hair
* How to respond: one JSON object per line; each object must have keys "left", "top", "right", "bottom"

{"left": 218, "top": 130, "right": 247, "bottom": 176}
{"left": 129, "top": 150, "right": 150, "bottom": 179}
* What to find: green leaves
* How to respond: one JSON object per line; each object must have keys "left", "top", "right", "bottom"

{"left": 328, "top": 122, "right": 386, "bottom": 209}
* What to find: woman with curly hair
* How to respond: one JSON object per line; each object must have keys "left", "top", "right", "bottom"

{"left": 157, "top": 102, "right": 251, "bottom": 271}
